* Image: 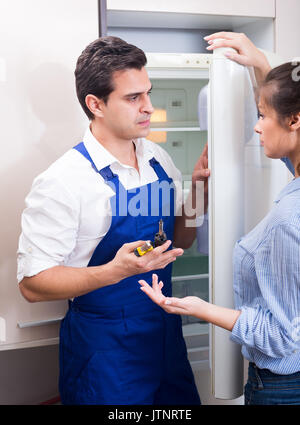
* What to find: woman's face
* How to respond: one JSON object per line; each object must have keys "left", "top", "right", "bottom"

{"left": 254, "top": 95, "right": 294, "bottom": 159}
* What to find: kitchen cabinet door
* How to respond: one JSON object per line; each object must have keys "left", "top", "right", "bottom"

{"left": 107, "top": 0, "right": 275, "bottom": 18}
{"left": 0, "top": 0, "right": 97, "bottom": 351}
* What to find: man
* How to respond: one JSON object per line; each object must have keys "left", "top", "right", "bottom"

{"left": 17, "top": 36, "right": 208, "bottom": 405}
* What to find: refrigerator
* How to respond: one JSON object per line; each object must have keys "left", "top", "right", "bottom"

{"left": 0, "top": 0, "right": 289, "bottom": 404}
{"left": 145, "top": 48, "right": 289, "bottom": 402}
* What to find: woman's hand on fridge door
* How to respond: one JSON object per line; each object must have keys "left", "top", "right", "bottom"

{"left": 204, "top": 32, "right": 271, "bottom": 84}
{"left": 138, "top": 273, "right": 207, "bottom": 317}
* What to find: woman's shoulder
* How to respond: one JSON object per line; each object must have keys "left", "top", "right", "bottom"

{"left": 239, "top": 191, "right": 300, "bottom": 253}
{"left": 271, "top": 190, "right": 300, "bottom": 229}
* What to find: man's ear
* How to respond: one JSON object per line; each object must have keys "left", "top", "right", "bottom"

{"left": 85, "top": 95, "right": 105, "bottom": 118}
{"left": 289, "top": 112, "right": 300, "bottom": 131}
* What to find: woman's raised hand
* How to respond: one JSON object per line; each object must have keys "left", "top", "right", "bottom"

{"left": 138, "top": 274, "right": 206, "bottom": 317}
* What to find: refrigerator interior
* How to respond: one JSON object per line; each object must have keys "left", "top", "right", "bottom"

{"left": 149, "top": 79, "right": 209, "bottom": 299}
{"left": 147, "top": 72, "right": 211, "bottom": 376}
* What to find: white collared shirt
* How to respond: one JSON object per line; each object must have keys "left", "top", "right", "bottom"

{"left": 17, "top": 127, "right": 182, "bottom": 283}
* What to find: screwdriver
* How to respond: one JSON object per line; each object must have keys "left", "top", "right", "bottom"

{"left": 134, "top": 219, "right": 168, "bottom": 257}
{"left": 153, "top": 219, "right": 167, "bottom": 247}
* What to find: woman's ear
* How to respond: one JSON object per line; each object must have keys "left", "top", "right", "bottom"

{"left": 85, "top": 95, "right": 105, "bottom": 118}
{"left": 289, "top": 113, "right": 300, "bottom": 131}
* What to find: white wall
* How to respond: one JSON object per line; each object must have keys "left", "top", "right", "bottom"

{"left": 275, "top": 0, "right": 300, "bottom": 61}
{"left": 0, "top": 0, "right": 97, "bottom": 404}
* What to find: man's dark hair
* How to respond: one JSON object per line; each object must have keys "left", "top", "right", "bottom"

{"left": 75, "top": 36, "right": 147, "bottom": 120}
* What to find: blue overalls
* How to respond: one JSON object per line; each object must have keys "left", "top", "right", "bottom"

{"left": 59, "top": 142, "right": 200, "bottom": 405}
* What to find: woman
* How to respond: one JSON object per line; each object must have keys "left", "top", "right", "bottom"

{"left": 139, "top": 35, "right": 300, "bottom": 405}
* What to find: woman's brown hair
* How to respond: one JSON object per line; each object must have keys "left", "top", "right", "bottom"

{"left": 261, "top": 61, "right": 300, "bottom": 127}
{"left": 261, "top": 61, "right": 300, "bottom": 173}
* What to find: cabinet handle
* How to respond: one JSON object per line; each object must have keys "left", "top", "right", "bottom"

{"left": 17, "top": 317, "right": 64, "bottom": 329}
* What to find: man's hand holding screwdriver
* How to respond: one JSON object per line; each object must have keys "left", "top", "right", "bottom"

{"left": 110, "top": 239, "right": 183, "bottom": 282}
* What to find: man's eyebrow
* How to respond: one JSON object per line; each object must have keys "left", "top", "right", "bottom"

{"left": 123, "top": 85, "right": 153, "bottom": 98}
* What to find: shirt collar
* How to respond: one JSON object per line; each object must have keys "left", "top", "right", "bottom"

{"left": 275, "top": 176, "right": 300, "bottom": 203}
{"left": 83, "top": 126, "right": 118, "bottom": 170}
{"left": 82, "top": 126, "right": 156, "bottom": 171}
{"left": 133, "top": 138, "right": 156, "bottom": 168}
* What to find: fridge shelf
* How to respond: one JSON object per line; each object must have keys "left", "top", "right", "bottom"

{"left": 172, "top": 274, "right": 208, "bottom": 282}
{"left": 150, "top": 127, "right": 201, "bottom": 132}
{"left": 150, "top": 120, "right": 202, "bottom": 132}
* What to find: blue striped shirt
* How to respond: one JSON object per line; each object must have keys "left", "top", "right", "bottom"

{"left": 231, "top": 173, "right": 300, "bottom": 374}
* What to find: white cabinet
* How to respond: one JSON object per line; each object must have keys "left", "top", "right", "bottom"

{"left": 275, "top": 0, "right": 300, "bottom": 61}
{"left": 108, "top": 0, "right": 299, "bottom": 60}
{"left": 107, "top": 0, "right": 275, "bottom": 18}
{"left": 0, "top": 0, "right": 97, "bottom": 351}
{"left": 107, "top": 6, "right": 275, "bottom": 55}
{"left": 107, "top": 4, "right": 275, "bottom": 54}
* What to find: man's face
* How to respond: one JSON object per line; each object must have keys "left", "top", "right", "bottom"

{"left": 100, "top": 67, "right": 154, "bottom": 141}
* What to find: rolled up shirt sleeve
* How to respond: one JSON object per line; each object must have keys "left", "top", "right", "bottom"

{"left": 17, "top": 174, "right": 79, "bottom": 283}
{"left": 231, "top": 223, "right": 300, "bottom": 358}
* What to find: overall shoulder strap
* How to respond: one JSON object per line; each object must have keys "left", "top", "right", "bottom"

{"left": 73, "top": 142, "right": 121, "bottom": 194}
{"left": 149, "top": 157, "right": 172, "bottom": 182}
{"left": 73, "top": 142, "right": 98, "bottom": 172}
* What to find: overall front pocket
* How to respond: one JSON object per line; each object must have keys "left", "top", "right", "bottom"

{"left": 74, "top": 349, "right": 128, "bottom": 405}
